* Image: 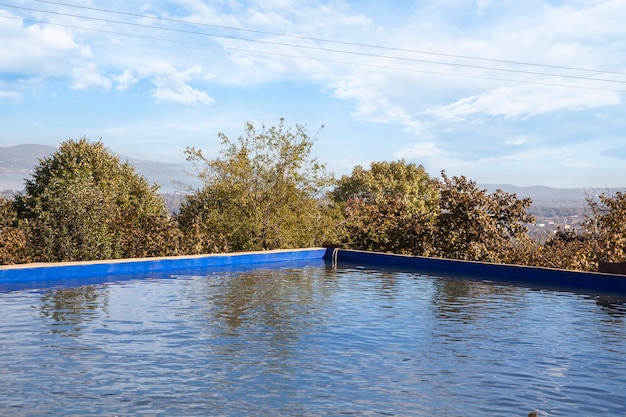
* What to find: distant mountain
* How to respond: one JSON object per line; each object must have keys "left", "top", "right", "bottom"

{"left": 0, "top": 144, "right": 56, "bottom": 174}
{"left": 1, "top": 144, "right": 624, "bottom": 205}
{"left": 482, "top": 184, "right": 624, "bottom": 207}
{"left": 0, "top": 144, "right": 198, "bottom": 193}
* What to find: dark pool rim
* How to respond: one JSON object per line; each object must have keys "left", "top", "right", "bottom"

{"left": 2, "top": 247, "right": 626, "bottom": 296}
{"left": 330, "top": 249, "right": 626, "bottom": 296}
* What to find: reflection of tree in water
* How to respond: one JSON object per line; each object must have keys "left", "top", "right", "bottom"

{"left": 366, "top": 269, "right": 400, "bottom": 298}
{"left": 432, "top": 278, "right": 519, "bottom": 322}
{"left": 40, "top": 285, "right": 108, "bottom": 337}
{"left": 209, "top": 267, "right": 337, "bottom": 357}
{"left": 595, "top": 296, "right": 626, "bottom": 320}
{"left": 334, "top": 266, "right": 402, "bottom": 299}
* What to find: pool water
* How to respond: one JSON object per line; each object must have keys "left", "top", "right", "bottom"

{"left": 1, "top": 262, "right": 626, "bottom": 416}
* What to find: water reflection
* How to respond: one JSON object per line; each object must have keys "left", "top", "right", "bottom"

{"left": 431, "top": 278, "right": 519, "bottom": 322}
{"left": 595, "top": 296, "right": 626, "bottom": 318}
{"left": 203, "top": 267, "right": 339, "bottom": 365}
{"left": 40, "top": 285, "right": 109, "bottom": 337}
{"left": 372, "top": 270, "right": 400, "bottom": 298}
{"left": 212, "top": 268, "right": 329, "bottom": 328}
{"left": 3, "top": 264, "right": 626, "bottom": 416}
{"left": 334, "top": 266, "right": 407, "bottom": 300}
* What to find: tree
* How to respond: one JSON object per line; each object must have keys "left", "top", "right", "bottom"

{"left": 0, "top": 197, "right": 29, "bottom": 264}
{"left": 534, "top": 191, "right": 626, "bottom": 272}
{"left": 332, "top": 165, "right": 536, "bottom": 262}
{"left": 431, "top": 171, "right": 535, "bottom": 263}
{"left": 538, "top": 227, "right": 592, "bottom": 271}
{"left": 338, "top": 195, "right": 433, "bottom": 255}
{"left": 13, "top": 138, "right": 181, "bottom": 262}
{"left": 333, "top": 160, "right": 438, "bottom": 216}
{"left": 177, "top": 119, "right": 340, "bottom": 253}
{"left": 332, "top": 160, "right": 439, "bottom": 254}
{"left": 582, "top": 191, "right": 626, "bottom": 269}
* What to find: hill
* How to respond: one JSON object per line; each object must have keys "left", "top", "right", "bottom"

{"left": 2, "top": 144, "right": 624, "bottom": 210}
{"left": 0, "top": 144, "right": 57, "bottom": 174}
{"left": 482, "top": 184, "right": 620, "bottom": 207}
{"left": 0, "top": 144, "right": 199, "bottom": 194}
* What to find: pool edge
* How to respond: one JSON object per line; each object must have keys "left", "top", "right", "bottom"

{"left": 0, "top": 248, "right": 327, "bottom": 284}
{"left": 329, "top": 249, "right": 626, "bottom": 296}
{"left": 4, "top": 247, "right": 626, "bottom": 296}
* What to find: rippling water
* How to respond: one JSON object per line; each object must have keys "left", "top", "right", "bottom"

{"left": 1, "top": 262, "right": 626, "bottom": 416}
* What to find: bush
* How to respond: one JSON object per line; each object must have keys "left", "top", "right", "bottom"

{"left": 13, "top": 138, "right": 181, "bottom": 262}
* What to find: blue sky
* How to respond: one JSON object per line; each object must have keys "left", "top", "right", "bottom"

{"left": 1, "top": 0, "right": 625, "bottom": 188}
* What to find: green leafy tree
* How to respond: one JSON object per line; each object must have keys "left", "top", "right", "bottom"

{"left": 431, "top": 171, "right": 535, "bottom": 263}
{"left": 0, "top": 197, "right": 29, "bottom": 264}
{"left": 13, "top": 138, "right": 181, "bottom": 262}
{"left": 333, "top": 160, "right": 438, "bottom": 216}
{"left": 534, "top": 191, "right": 626, "bottom": 272}
{"left": 586, "top": 191, "right": 626, "bottom": 263}
{"left": 333, "top": 164, "right": 536, "bottom": 262}
{"left": 538, "top": 227, "right": 592, "bottom": 271}
{"left": 177, "top": 119, "right": 340, "bottom": 253}
{"left": 525, "top": 191, "right": 626, "bottom": 272}
{"left": 338, "top": 195, "right": 433, "bottom": 255}
{"left": 332, "top": 160, "right": 439, "bottom": 254}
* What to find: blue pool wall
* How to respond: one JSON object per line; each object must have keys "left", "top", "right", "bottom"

{"left": 0, "top": 248, "right": 327, "bottom": 285}
{"left": 2, "top": 247, "right": 625, "bottom": 296}
{"left": 329, "top": 248, "right": 626, "bottom": 295}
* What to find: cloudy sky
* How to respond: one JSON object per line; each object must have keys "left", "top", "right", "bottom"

{"left": 1, "top": 0, "right": 625, "bottom": 187}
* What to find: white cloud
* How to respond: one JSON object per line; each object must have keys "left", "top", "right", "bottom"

{"left": 562, "top": 158, "right": 594, "bottom": 169}
{"left": 393, "top": 134, "right": 610, "bottom": 185}
{"left": 142, "top": 62, "right": 214, "bottom": 105}
{"left": 0, "top": 15, "right": 80, "bottom": 76}
{"left": 393, "top": 141, "right": 475, "bottom": 177}
{"left": 71, "top": 62, "right": 112, "bottom": 91}
{"left": 298, "top": 0, "right": 626, "bottom": 135}
{"left": 0, "top": 90, "right": 22, "bottom": 100}
{"left": 395, "top": 142, "right": 444, "bottom": 159}
{"left": 505, "top": 138, "right": 527, "bottom": 146}
{"left": 80, "top": 45, "right": 94, "bottom": 59}
{"left": 246, "top": 7, "right": 291, "bottom": 28}
{"left": 330, "top": 72, "right": 427, "bottom": 133}
{"left": 426, "top": 84, "right": 621, "bottom": 122}
{"left": 114, "top": 70, "right": 139, "bottom": 91}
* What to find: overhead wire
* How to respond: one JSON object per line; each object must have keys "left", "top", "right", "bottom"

{"left": 31, "top": 0, "right": 626, "bottom": 78}
{"left": 5, "top": 13, "right": 622, "bottom": 93}
{"left": 1, "top": 2, "right": 625, "bottom": 92}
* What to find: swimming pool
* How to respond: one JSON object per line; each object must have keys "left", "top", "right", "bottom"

{"left": 1, "top": 260, "right": 625, "bottom": 416}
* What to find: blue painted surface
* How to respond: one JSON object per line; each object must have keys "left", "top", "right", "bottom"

{"left": 329, "top": 249, "right": 626, "bottom": 295}
{"left": 4, "top": 246, "right": 625, "bottom": 295}
{"left": 0, "top": 248, "right": 327, "bottom": 285}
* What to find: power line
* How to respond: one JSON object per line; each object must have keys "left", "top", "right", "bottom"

{"left": 2, "top": 4, "right": 625, "bottom": 92}
{"left": 2, "top": 13, "right": 623, "bottom": 94}
{"left": 32, "top": 0, "right": 626, "bottom": 78}
{"left": 4, "top": 3, "right": 626, "bottom": 86}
